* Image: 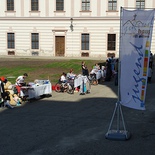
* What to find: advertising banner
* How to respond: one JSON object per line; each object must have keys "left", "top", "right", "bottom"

{"left": 120, "top": 8, "right": 155, "bottom": 110}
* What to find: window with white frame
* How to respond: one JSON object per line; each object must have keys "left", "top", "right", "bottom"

{"left": 31, "top": 0, "right": 39, "bottom": 11}
{"left": 31, "top": 33, "right": 39, "bottom": 49}
{"left": 107, "top": 34, "right": 116, "bottom": 51}
{"left": 81, "top": 34, "right": 89, "bottom": 50}
{"left": 7, "top": 33, "right": 15, "bottom": 49}
{"left": 108, "top": 0, "right": 117, "bottom": 11}
{"left": 82, "top": 0, "right": 90, "bottom": 11}
{"left": 56, "top": 0, "right": 64, "bottom": 11}
{"left": 7, "top": 0, "right": 14, "bottom": 11}
{"left": 136, "top": 0, "right": 145, "bottom": 9}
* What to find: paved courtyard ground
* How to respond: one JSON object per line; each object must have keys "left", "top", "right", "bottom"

{"left": 0, "top": 74, "right": 155, "bottom": 155}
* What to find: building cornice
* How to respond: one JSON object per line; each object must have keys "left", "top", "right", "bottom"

{"left": 0, "top": 17, "right": 120, "bottom": 21}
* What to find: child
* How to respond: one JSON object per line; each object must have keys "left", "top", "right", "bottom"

{"left": 60, "top": 72, "right": 67, "bottom": 83}
{"left": 60, "top": 72, "right": 68, "bottom": 91}
{"left": 4, "top": 91, "right": 14, "bottom": 109}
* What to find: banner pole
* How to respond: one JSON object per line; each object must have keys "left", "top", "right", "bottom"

{"left": 105, "top": 7, "right": 131, "bottom": 140}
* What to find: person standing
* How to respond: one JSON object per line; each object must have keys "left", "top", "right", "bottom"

{"left": 114, "top": 59, "right": 119, "bottom": 86}
{"left": 81, "top": 61, "right": 89, "bottom": 76}
{"left": 105, "top": 60, "right": 112, "bottom": 81}
{"left": 149, "top": 52, "right": 153, "bottom": 69}
{"left": 148, "top": 64, "right": 152, "bottom": 83}
{"left": 81, "top": 61, "right": 86, "bottom": 75}
{"left": 0, "top": 77, "right": 6, "bottom": 107}
{"left": 0, "top": 77, "right": 13, "bottom": 109}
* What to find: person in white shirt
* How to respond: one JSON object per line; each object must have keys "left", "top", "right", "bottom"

{"left": 94, "top": 63, "right": 100, "bottom": 70}
{"left": 67, "top": 69, "right": 76, "bottom": 79}
{"left": 60, "top": 72, "right": 67, "bottom": 83}
{"left": 15, "top": 73, "right": 28, "bottom": 96}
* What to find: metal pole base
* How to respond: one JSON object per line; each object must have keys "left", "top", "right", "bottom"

{"left": 105, "top": 130, "right": 131, "bottom": 141}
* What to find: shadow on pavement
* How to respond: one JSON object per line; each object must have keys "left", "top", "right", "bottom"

{"left": 0, "top": 89, "right": 155, "bottom": 155}
{"left": 0, "top": 69, "right": 155, "bottom": 155}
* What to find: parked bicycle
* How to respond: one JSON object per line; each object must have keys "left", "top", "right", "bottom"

{"left": 55, "top": 79, "right": 74, "bottom": 94}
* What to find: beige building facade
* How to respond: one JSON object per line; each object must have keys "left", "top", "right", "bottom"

{"left": 0, "top": 0, "right": 155, "bottom": 59}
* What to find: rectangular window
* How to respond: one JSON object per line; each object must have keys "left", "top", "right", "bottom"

{"left": 136, "top": 0, "right": 145, "bottom": 9}
{"left": 7, "top": 33, "right": 15, "bottom": 49}
{"left": 82, "top": 0, "right": 90, "bottom": 11}
{"left": 31, "top": 0, "right": 39, "bottom": 11}
{"left": 56, "top": 0, "right": 64, "bottom": 11}
{"left": 108, "top": 0, "right": 117, "bottom": 11}
{"left": 7, "top": 0, "right": 14, "bottom": 11}
{"left": 107, "top": 34, "right": 116, "bottom": 51}
{"left": 31, "top": 33, "right": 39, "bottom": 49}
{"left": 81, "top": 34, "right": 89, "bottom": 50}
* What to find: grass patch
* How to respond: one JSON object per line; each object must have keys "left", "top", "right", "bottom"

{"left": 0, "top": 58, "right": 105, "bottom": 84}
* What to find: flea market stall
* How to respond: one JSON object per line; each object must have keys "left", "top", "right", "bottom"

{"left": 20, "top": 80, "right": 52, "bottom": 100}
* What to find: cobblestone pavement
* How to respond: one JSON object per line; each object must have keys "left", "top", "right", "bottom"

{"left": 0, "top": 76, "right": 155, "bottom": 155}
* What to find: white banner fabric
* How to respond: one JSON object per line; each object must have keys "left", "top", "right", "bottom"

{"left": 120, "top": 9, "right": 155, "bottom": 110}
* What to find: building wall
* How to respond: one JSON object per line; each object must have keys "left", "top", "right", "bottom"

{"left": 0, "top": 0, "right": 154, "bottom": 58}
